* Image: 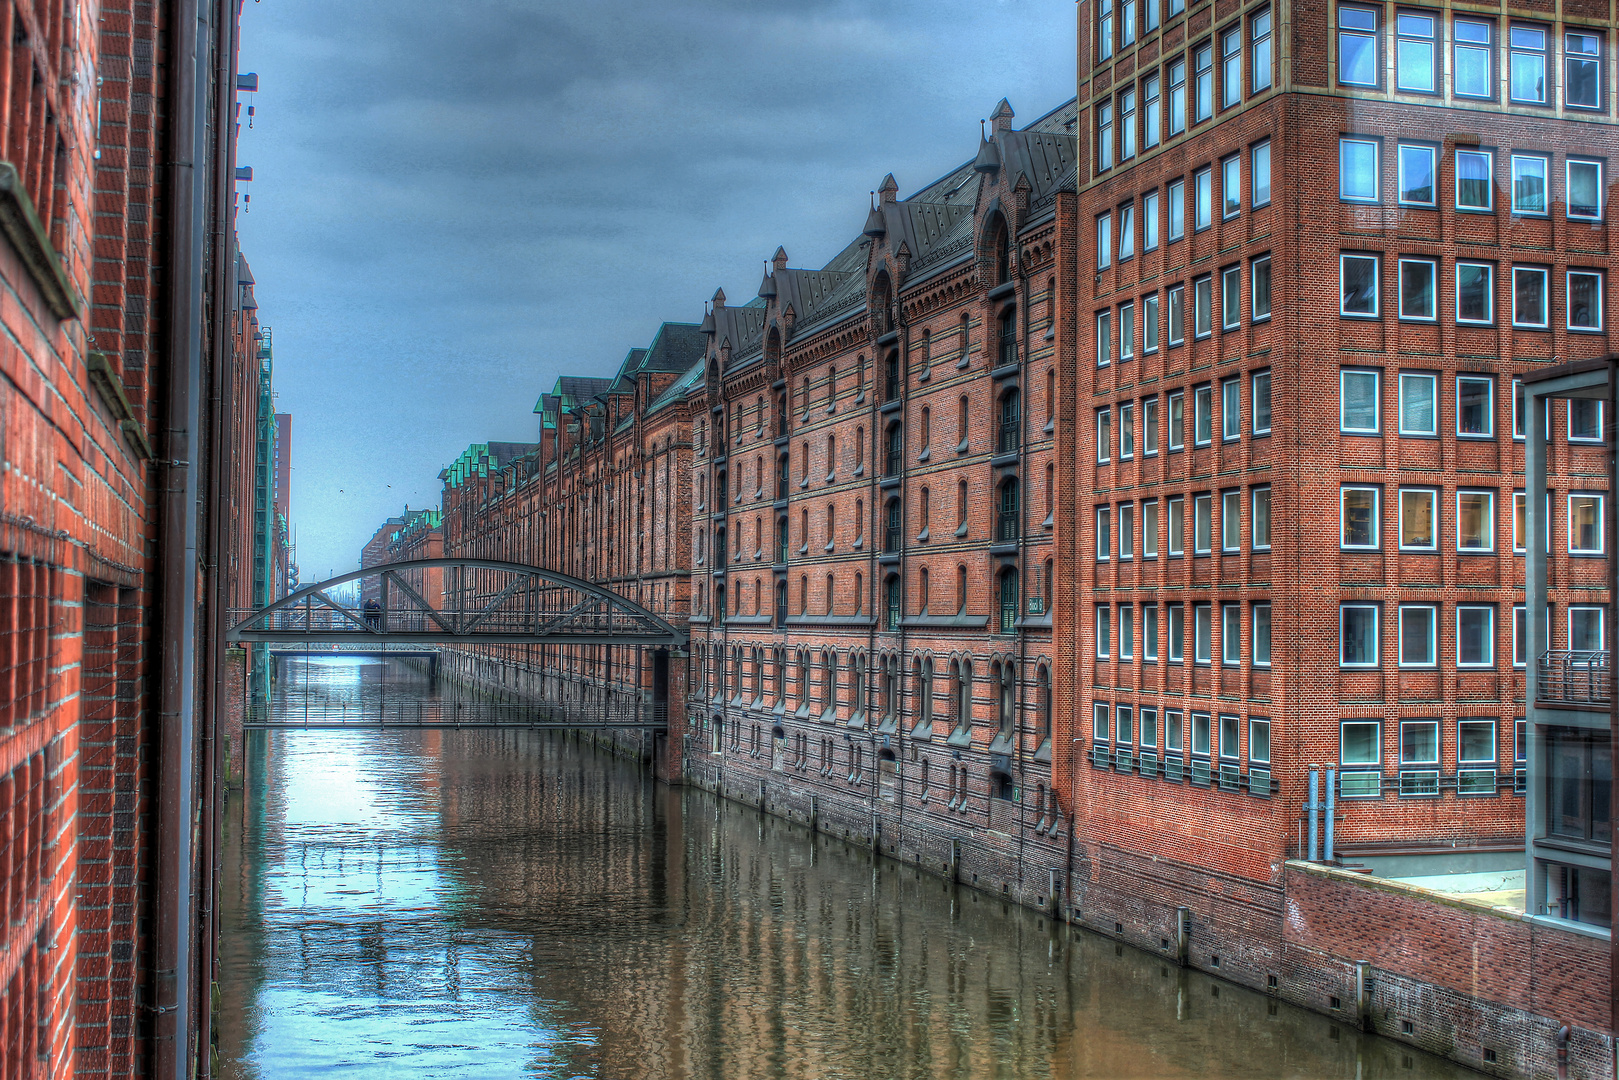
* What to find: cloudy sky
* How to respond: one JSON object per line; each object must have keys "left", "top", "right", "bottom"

{"left": 236, "top": 0, "right": 1075, "bottom": 580}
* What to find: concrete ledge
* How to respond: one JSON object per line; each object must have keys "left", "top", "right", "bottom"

{"left": 0, "top": 161, "right": 81, "bottom": 320}
{"left": 1285, "top": 859, "right": 1532, "bottom": 924}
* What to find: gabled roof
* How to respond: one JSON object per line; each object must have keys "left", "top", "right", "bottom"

{"left": 646, "top": 359, "right": 704, "bottom": 416}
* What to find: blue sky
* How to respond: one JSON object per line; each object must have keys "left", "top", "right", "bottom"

{"left": 235, "top": 0, "right": 1076, "bottom": 579}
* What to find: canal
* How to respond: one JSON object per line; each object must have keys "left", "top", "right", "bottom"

{"left": 217, "top": 657, "right": 1482, "bottom": 1079}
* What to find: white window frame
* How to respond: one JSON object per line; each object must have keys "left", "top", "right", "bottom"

{"left": 1456, "top": 605, "right": 1495, "bottom": 668}
{"left": 1397, "top": 258, "right": 1437, "bottom": 321}
{"left": 1193, "top": 603, "right": 1212, "bottom": 663}
{"left": 1120, "top": 401, "right": 1136, "bottom": 458}
{"left": 1096, "top": 505, "right": 1112, "bottom": 561}
{"left": 1453, "top": 18, "right": 1493, "bottom": 99}
{"left": 1251, "top": 9, "right": 1273, "bottom": 92}
{"left": 1397, "top": 487, "right": 1437, "bottom": 551}
{"left": 1118, "top": 204, "right": 1135, "bottom": 261}
{"left": 1397, "top": 604, "right": 1438, "bottom": 668}
{"left": 1567, "top": 270, "right": 1604, "bottom": 332}
{"left": 1167, "top": 495, "right": 1184, "bottom": 555}
{"left": 1340, "top": 368, "right": 1380, "bottom": 434}
{"left": 1221, "top": 377, "right": 1240, "bottom": 439}
{"left": 1456, "top": 375, "right": 1494, "bottom": 438}
{"left": 1194, "top": 167, "right": 1213, "bottom": 230}
{"left": 1567, "top": 159, "right": 1604, "bottom": 221}
{"left": 1221, "top": 155, "right": 1241, "bottom": 218}
{"left": 1568, "top": 491, "right": 1605, "bottom": 554}
{"left": 1395, "top": 11, "right": 1437, "bottom": 92}
{"left": 1145, "top": 292, "right": 1161, "bottom": 353}
{"left": 1120, "top": 500, "right": 1136, "bottom": 558}
{"left": 1251, "top": 485, "right": 1271, "bottom": 550}
{"left": 1457, "top": 489, "right": 1496, "bottom": 552}
{"left": 1143, "top": 498, "right": 1160, "bottom": 557}
{"left": 1454, "top": 148, "right": 1494, "bottom": 211}
{"left": 1097, "top": 605, "right": 1111, "bottom": 658}
{"left": 1396, "top": 143, "right": 1437, "bottom": 206}
{"left": 1221, "top": 488, "right": 1241, "bottom": 551}
{"left": 1168, "top": 604, "right": 1185, "bottom": 661}
{"left": 1120, "top": 301, "right": 1137, "bottom": 359}
{"left": 1568, "top": 398, "right": 1603, "bottom": 444}
{"left": 1120, "top": 604, "right": 1135, "bottom": 659}
{"left": 1221, "top": 26, "right": 1243, "bottom": 109}
{"left": 1340, "top": 253, "right": 1380, "bottom": 317}
{"left": 1339, "top": 138, "right": 1380, "bottom": 203}
{"left": 1341, "top": 485, "right": 1381, "bottom": 550}
{"left": 1509, "top": 24, "right": 1547, "bottom": 104}
{"left": 1221, "top": 603, "right": 1241, "bottom": 665}
{"left": 1221, "top": 265, "right": 1241, "bottom": 330}
{"left": 1338, "top": 6, "right": 1380, "bottom": 87}
{"left": 1398, "top": 372, "right": 1438, "bottom": 436}
{"left": 1339, "top": 605, "right": 1380, "bottom": 668}
{"left": 1168, "top": 390, "right": 1185, "bottom": 449}
{"left": 1144, "top": 397, "right": 1160, "bottom": 455}
{"left": 1251, "top": 369, "right": 1271, "bottom": 434}
{"left": 1168, "top": 179, "right": 1186, "bottom": 240}
{"left": 1252, "top": 141, "right": 1271, "bottom": 207}
{"left": 1143, "top": 191, "right": 1161, "bottom": 249}
{"left": 1251, "top": 254, "right": 1272, "bottom": 321}
{"left": 1193, "top": 383, "right": 1213, "bottom": 445}
{"left": 1455, "top": 261, "right": 1494, "bottom": 325}
{"left": 1510, "top": 154, "right": 1549, "bottom": 216}
{"left": 1512, "top": 490, "right": 1552, "bottom": 554}
{"left": 1252, "top": 603, "right": 1272, "bottom": 666}
{"left": 1097, "top": 212, "right": 1113, "bottom": 268}
{"left": 1569, "top": 605, "right": 1606, "bottom": 652}
{"left": 1193, "top": 492, "right": 1212, "bottom": 554}
{"left": 1097, "top": 406, "right": 1112, "bottom": 461}
{"left": 1511, "top": 266, "right": 1549, "bottom": 329}
{"left": 1564, "top": 30, "right": 1602, "bottom": 110}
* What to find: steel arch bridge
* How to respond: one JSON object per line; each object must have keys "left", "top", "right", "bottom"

{"left": 228, "top": 559, "right": 687, "bottom": 647}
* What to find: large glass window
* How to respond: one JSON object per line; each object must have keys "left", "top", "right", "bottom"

{"left": 1341, "top": 607, "right": 1379, "bottom": 666}
{"left": 1341, "top": 254, "right": 1379, "bottom": 316}
{"left": 1545, "top": 727, "right": 1613, "bottom": 846}
{"left": 1568, "top": 160, "right": 1603, "bottom": 220}
{"left": 1340, "top": 369, "right": 1380, "bottom": 433}
{"left": 1398, "top": 488, "right": 1436, "bottom": 550}
{"left": 1568, "top": 271, "right": 1603, "bottom": 331}
{"left": 1144, "top": 191, "right": 1160, "bottom": 249}
{"left": 1252, "top": 141, "right": 1271, "bottom": 207}
{"left": 1457, "top": 376, "right": 1493, "bottom": 436}
{"left": 1340, "top": 720, "right": 1382, "bottom": 796}
{"left": 1458, "top": 490, "right": 1495, "bottom": 551}
{"left": 1569, "top": 493, "right": 1604, "bottom": 554}
{"left": 1253, "top": 604, "right": 1272, "bottom": 666}
{"left": 1194, "top": 43, "right": 1214, "bottom": 122}
{"left": 1399, "top": 259, "right": 1436, "bottom": 320}
{"left": 1512, "top": 267, "right": 1548, "bottom": 328}
{"left": 1168, "top": 179, "right": 1186, "bottom": 239}
{"left": 1340, "top": 138, "right": 1379, "bottom": 202}
{"left": 1565, "top": 31, "right": 1601, "bottom": 108}
{"left": 1252, "top": 254, "right": 1271, "bottom": 319}
{"left": 1342, "top": 486, "right": 1380, "bottom": 548}
{"left": 1098, "top": 102, "right": 1114, "bottom": 172}
{"left": 1338, "top": 6, "right": 1379, "bottom": 86}
{"left": 1509, "top": 25, "right": 1547, "bottom": 103}
{"left": 1456, "top": 262, "right": 1494, "bottom": 324}
{"left": 1399, "top": 605, "right": 1437, "bottom": 667}
{"left": 1252, "top": 10, "right": 1273, "bottom": 91}
{"left": 1222, "top": 27, "right": 1242, "bottom": 108}
{"left": 1144, "top": 74, "right": 1162, "bottom": 148}
{"left": 1252, "top": 486, "right": 1271, "bottom": 549}
{"left": 1399, "top": 372, "right": 1437, "bottom": 435}
{"left": 1194, "top": 167, "right": 1212, "bottom": 230}
{"left": 1453, "top": 19, "right": 1493, "bottom": 97}
{"left": 1455, "top": 149, "right": 1493, "bottom": 210}
{"left": 1397, "top": 144, "right": 1435, "bottom": 205}
{"left": 1511, "top": 154, "right": 1548, "bottom": 215}
{"left": 1168, "top": 59, "right": 1187, "bottom": 135}
{"left": 1396, "top": 12, "right": 1436, "bottom": 91}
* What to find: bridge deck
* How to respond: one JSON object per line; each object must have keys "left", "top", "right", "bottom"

{"left": 245, "top": 700, "right": 668, "bottom": 732}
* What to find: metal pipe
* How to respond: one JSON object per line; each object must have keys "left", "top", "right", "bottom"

{"left": 1324, "top": 768, "right": 1336, "bottom": 863}
{"left": 1554, "top": 1023, "right": 1570, "bottom": 1080}
{"left": 1306, "top": 767, "right": 1319, "bottom": 861}
{"left": 153, "top": 0, "right": 211, "bottom": 1073}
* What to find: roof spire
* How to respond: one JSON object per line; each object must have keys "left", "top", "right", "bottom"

{"left": 879, "top": 173, "right": 899, "bottom": 204}
{"left": 758, "top": 260, "right": 777, "bottom": 300}
{"left": 773, "top": 246, "right": 789, "bottom": 271}
{"left": 974, "top": 121, "right": 1001, "bottom": 174}
{"left": 863, "top": 192, "right": 887, "bottom": 238}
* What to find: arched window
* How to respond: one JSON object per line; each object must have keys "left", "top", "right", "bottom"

{"left": 998, "top": 388, "right": 1021, "bottom": 454}
{"left": 854, "top": 427, "right": 864, "bottom": 470}
{"left": 774, "top": 579, "right": 787, "bottom": 623}
{"left": 753, "top": 455, "right": 763, "bottom": 496}
{"left": 825, "top": 572, "right": 835, "bottom": 615}
{"left": 998, "top": 478, "right": 1020, "bottom": 543}
{"left": 873, "top": 273, "right": 892, "bottom": 335}
{"left": 852, "top": 653, "right": 867, "bottom": 716}
{"left": 715, "top": 469, "right": 728, "bottom": 507}
{"left": 798, "top": 648, "right": 810, "bottom": 708}
{"left": 755, "top": 396, "right": 765, "bottom": 436}
{"left": 952, "top": 659, "right": 971, "bottom": 731}
{"left": 827, "top": 366, "right": 837, "bottom": 408}
{"left": 855, "top": 355, "right": 866, "bottom": 399}
{"left": 998, "top": 568, "right": 1020, "bottom": 633}
{"left": 714, "top": 524, "right": 726, "bottom": 565}
{"left": 998, "top": 306, "right": 1018, "bottom": 369}
{"left": 854, "top": 499, "right": 863, "bottom": 545}
{"left": 884, "top": 575, "right": 902, "bottom": 630}
{"left": 885, "top": 423, "right": 903, "bottom": 477}
{"left": 957, "top": 395, "right": 970, "bottom": 452}
{"left": 919, "top": 567, "right": 930, "bottom": 614}
{"left": 884, "top": 350, "right": 901, "bottom": 402}
{"left": 1043, "top": 558, "right": 1054, "bottom": 614}
{"left": 917, "top": 657, "right": 935, "bottom": 729}
{"left": 801, "top": 375, "right": 811, "bottom": 415}
{"left": 825, "top": 504, "right": 836, "bottom": 550}
{"left": 920, "top": 487, "right": 930, "bottom": 533}
{"left": 799, "top": 574, "right": 808, "bottom": 615}
{"left": 776, "top": 517, "right": 789, "bottom": 563}
{"left": 919, "top": 407, "right": 931, "bottom": 453}
{"left": 777, "top": 454, "right": 789, "bottom": 500}
{"left": 989, "top": 214, "right": 1010, "bottom": 285}
{"left": 777, "top": 392, "right": 788, "bottom": 437}
{"left": 1036, "top": 665, "right": 1052, "bottom": 745}
{"left": 822, "top": 650, "right": 836, "bottom": 714}
{"left": 1047, "top": 275, "right": 1057, "bottom": 330}
{"left": 920, "top": 328, "right": 932, "bottom": 372}
{"left": 698, "top": 473, "right": 706, "bottom": 509}
{"left": 884, "top": 498, "right": 902, "bottom": 553}
{"left": 996, "top": 662, "right": 1015, "bottom": 737}
{"left": 959, "top": 313, "right": 972, "bottom": 367}
{"left": 1045, "top": 463, "right": 1055, "bottom": 520}
{"left": 1046, "top": 368, "right": 1057, "bottom": 423}
{"left": 957, "top": 564, "right": 969, "bottom": 614}
{"left": 826, "top": 433, "right": 836, "bottom": 479}
{"left": 853, "top": 571, "right": 863, "bottom": 614}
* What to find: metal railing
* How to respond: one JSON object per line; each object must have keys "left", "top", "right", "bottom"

{"left": 1536, "top": 649, "right": 1611, "bottom": 707}
{"left": 246, "top": 698, "right": 670, "bottom": 730}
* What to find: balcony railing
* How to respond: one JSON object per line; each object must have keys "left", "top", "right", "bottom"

{"left": 1536, "top": 649, "right": 1611, "bottom": 708}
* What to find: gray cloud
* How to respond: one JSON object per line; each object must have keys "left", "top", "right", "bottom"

{"left": 236, "top": 0, "right": 1074, "bottom": 579}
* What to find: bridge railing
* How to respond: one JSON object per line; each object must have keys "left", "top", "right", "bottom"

{"left": 246, "top": 698, "right": 671, "bottom": 730}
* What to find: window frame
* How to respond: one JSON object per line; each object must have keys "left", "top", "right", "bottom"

{"left": 1569, "top": 604, "right": 1606, "bottom": 652}
{"left": 1455, "top": 261, "right": 1494, "bottom": 325}
{"left": 1253, "top": 602, "right": 1272, "bottom": 666}
{"left": 1511, "top": 266, "right": 1549, "bottom": 329}
{"left": 1510, "top": 153, "right": 1549, "bottom": 216}
{"left": 1567, "top": 270, "right": 1604, "bottom": 332}
{"left": 1397, "top": 487, "right": 1438, "bottom": 551}
{"left": 1568, "top": 398, "right": 1603, "bottom": 444}
{"left": 1096, "top": 505, "right": 1112, "bottom": 561}
{"left": 1452, "top": 17, "right": 1494, "bottom": 99}
{"left": 1221, "top": 155, "right": 1241, "bottom": 218}
{"left": 1397, "top": 604, "right": 1438, "bottom": 668}
{"left": 1457, "top": 488, "right": 1496, "bottom": 553}
{"left": 1221, "top": 603, "right": 1241, "bottom": 666}
{"left": 1340, "top": 368, "right": 1381, "bottom": 434}
{"left": 1568, "top": 491, "right": 1605, "bottom": 555}
{"left": 1508, "top": 23, "right": 1548, "bottom": 105}
{"left": 1144, "top": 498, "right": 1160, "bottom": 557}
{"left": 1564, "top": 30, "right": 1602, "bottom": 110}
{"left": 1251, "top": 485, "right": 1271, "bottom": 550}
{"left": 1252, "top": 369, "right": 1272, "bottom": 434}
{"left": 1398, "top": 371, "right": 1438, "bottom": 436}
{"left": 1221, "top": 25, "right": 1243, "bottom": 109}
{"left": 1221, "top": 377, "right": 1240, "bottom": 439}
{"left": 1394, "top": 10, "right": 1438, "bottom": 93}
{"left": 1456, "top": 605, "right": 1495, "bottom": 668}
{"left": 1193, "top": 166, "right": 1213, "bottom": 231}
{"left": 1251, "top": 254, "right": 1271, "bottom": 321}
{"left": 1341, "top": 484, "right": 1381, "bottom": 550}
{"left": 1143, "top": 191, "right": 1161, "bottom": 250}
{"left": 1340, "top": 605, "right": 1380, "bottom": 668}
{"left": 1397, "top": 258, "right": 1437, "bottom": 321}
{"left": 1454, "top": 148, "right": 1494, "bottom": 211}
{"left": 1339, "top": 138, "right": 1380, "bottom": 203}
{"left": 1456, "top": 375, "right": 1494, "bottom": 438}
{"left": 1251, "top": 140, "right": 1271, "bottom": 207}
{"left": 1396, "top": 143, "right": 1436, "bottom": 206}
{"left": 1221, "top": 488, "right": 1242, "bottom": 552}
{"left": 1337, "top": 5, "right": 1380, "bottom": 87}
{"left": 1221, "top": 265, "right": 1242, "bottom": 330}
{"left": 1567, "top": 159, "right": 1604, "bottom": 221}
{"left": 1168, "top": 179, "right": 1186, "bottom": 240}
{"left": 1340, "top": 253, "right": 1380, "bottom": 317}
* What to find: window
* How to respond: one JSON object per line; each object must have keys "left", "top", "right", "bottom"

{"left": 1342, "top": 486, "right": 1379, "bottom": 548}
{"left": 1458, "top": 606, "right": 1494, "bottom": 667}
{"left": 1097, "top": 213, "right": 1112, "bottom": 268}
{"left": 1096, "top": 506, "right": 1112, "bottom": 560}
{"left": 1565, "top": 161, "right": 1603, "bottom": 224}
{"left": 1145, "top": 604, "right": 1160, "bottom": 660}
{"left": 1454, "top": 19, "right": 1493, "bottom": 98}
{"left": 998, "top": 569, "right": 1018, "bottom": 633}
{"left": 1457, "top": 720, "right": 1497, "bottom": 795}
{"left": 1340, "top": 139, "right": 1379, "bottom": 202}
{"left": 1096, "top": 311, "right": 1112, "bottom": 367}
{"left": 1168, "top": 59, "right": 1187, "bottom": 135}
{"left": 1399, "top": 605, "right": 1437, "bottom": 666}
{"left": 1221, "top": 266, "right": 1241, "bottom": 330}
{"left": 1221, "top": 26, "right": 1242, "bottom": 107}
{"left": 1512, "top": 267, "right": 1548, "bottom": 328}
{"left": 1566, "top": 32, "right": 1601, "bottom": 108}
{"left": 1194, "top": 167, "right": 1212, "bottom": 230}
{"left": 1144, "top": 397, "right": 1159, "bottom": 455}
{"left": 1120, "top": 90, "right": 1137, "bottom": 161}
{"left": 1119, "top": 205, "right": 1135, "bottom": 261}
{"left": 1143, "top": 191, "right": 1160, "bottom": 249}
{"left": 1252, "top": 486, "right": 1271, "bottom": 549}
{"left": 1251, "top": 255, "right": 1271, "bottom": 322}
{"left": 1097, "top": 606, "right": 1112, "bottom": 657}
{"left": 1168, "top": 179, "right": 1185, "bottom": 239}
{"left": 1514, "top": 491, "right": 1552, "bottom": 553}
{"left": 1456, "top": 262, "right": 1494, "bottom": 324}
{"left": 1395, "top": 12, "right": 1436, "bottom": 91}
{"left": 1219, "top": 157, "right": 1241, "bottom": 220}
{"left": 1221, "top": 378, "right": 1240, "bottom": 438}
{"left": 1093, "top": 702, "right": 1110, "bottom": 742}
{"left": 1221, "top": 489, "right": 1241, "bottom": 551}
{"left": 1146, "top": 0, "right": 1160, "bottom": 31}
{"left": 1097, "top": 407, "right": 1112, "bottom": 462}
{"left": 1569, "top": 493, "right": 1604, "bottom": 553}
{"left": 1569, "top": 398, "right": 1602, "bottom": 442}
{"left": 1121, "top": 604, "right": 1135, "bottom": 659}
{"left": 1168, "top": 495, "right": 1184, "bottom": 555}
{"left": 1120, "top": 302, "right": 1136, "bottom": 359}
{"left": 1514, "top": 605, "right": 1551, "bottom": 666}
{"left": 1570, "top": 605, "right": 1605, "bottom": 651}
{"left": 1341, "top": 369, "right": 1379, "bottom": 433}
{"left": 1193, "top": 492, "right": 1212, "bottom": 554}
{"left": 1397, "top": 144, "right": 1435, "bottom": 205}
{"left": 1168, "top": 285, "right": 1186, "bottom": 344}
{"left": 1222, "top": 604, "right": 1241, "bottom": 665}
{"left": 1399, "top": 372, "right": 1437, "bottom": 434}
{"left": 1251, "top": 141, "right": 1271, "bottom": 207}
{"left": 1511, "top": 155, "right": 1548, "bottom": 215}
{"left": 1194, "top": 43, "right": 1213, "bottom": 122}
{"left": 1121, "top": 401, "right": 1136, "bottom": 458}
{"left": 1253, "top": 603, "right": 1272, "bottom": 666}
{"left": 1144, "top": 499, "right": 1159, "bottom": 556}
{"left": 1252, "top": 370, "right": 1271, "bottom": 433}
{"left": 1194, "top": 603, "right": 1211, "bottom": 663}
{"left": 1341, "top": 606, "right": 1379, "bottom": 666}
{"left": 1098, "top": 103, "right": 1114, "bottom": 172}
{"left": 1341, "top": 254, "right": 1379, "bottom": 316}
{"left": 1252, "top": 10, "right": 1273, "bottom": 91}
{"left": 1339, "top": 6, "right": 1378, "bottom": 85}
{"left": 1568, "top": 271, "right": 1603, "bottom": 331}
{"left": 1398, "top": 260, "right": 1436, "bottom": 321}
{"left": 1193, "top": 275, "right": 1212, "bottom": 337}
{"left": 1120, "top": 500, "right": 1136, "bottom": 556}
{"left": 1398, "top": 488, "right": 1436, "bottom": 550}
{"left": 1168, "top": 391, "right": 1185, "bottom": 450}
{"left": 1399, "top": 720, "right": 1440, "bottom": 796}
{"left": 1455, "top": 149, "right": 1493, "bottom": 210}
{"left": 1099, "top": 0, "right": 1114, "bottom": 59}
{"left": 1512, "top": 379, "right": 1550, "bottom": 441}
{"left": 1169, "top": 604, "right": 1184, "bottom": 661}
{"left": 1458, "top": 490, "right": 1494, "bottom": 552}
{"left": 1117, "top": 704, "right": 1134, "bottom": 743}
{"left": 1194, "top": 384, "right": 1212, "bottom": 444}
{"left": 1144, "top": 74, "right": 1162, "bottom": 149}
{"left": 1340, "top": 720, "right": 1381, "bottom": 796}
{"left": 1509, "top": 25, "right": 1546, "bottom": 103}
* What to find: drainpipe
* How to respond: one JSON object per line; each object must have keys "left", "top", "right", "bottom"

{"left": 1306, "top": 767, "right": 1320, "bottom": 861}
{"left": 153, "top": 0, "right": 211, "bottom": 1074}
{"left": 1554, "top": 1023, "right": 1570, "bottom": 1080}
{"left": 1324, "top": 767, "right": 1336, "bottom": 863}
{"left": 1013, "top": 241, "right": 1032, "bottom": 887}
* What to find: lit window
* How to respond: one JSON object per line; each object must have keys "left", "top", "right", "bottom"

{"left": 1339, "top": 139, "right": 1379, "bottom": 202}
{"left": 1457, "top": 607, "right": 1494, "bottom": 667}
{"left": 1568, "top": 493, "right": 1604, "bottom": 554}
{"left": 1252, "top": 371, "right": 1271, "bottom": 434}
{"left": 1398, "top": 259, "right": 1436, "bottom": 320}
{"left": 1453, "top": 19, "right": 1493, "bottom": 97}
{"left": 1456, "top": 262, "right": 1494, "bottom": 324}
{"left": 1251, "top": 255, "right": 1271, "bottom": 320}
{"left": 1252, "top": 141, "right": 1271, "bottom": 206}
{"left": 1568, "top": 271, "right": 1603, "bottom": 331}
{"left": 1340, "top": 608, "right": 1379, "bottom": 667}
{"left": 1510, "top": 154, "right": 1548, "bottom": 215}
{"left": 1251, "top": 486, "right": 1271, "bottom": 549}
{"left": 1511, "top": 267, "right": 1548, "bottom": 328}
{"left": 1341, "top": 485, "right": 1380, "bottom": 548}
{"left": 1456, "top": 376, "right": 1493, "bottom": 437}
{"left": 1222, "top": 27, "right": 1242, "bottom": 107}
{"left": 1457, "top": 490, "right": 1494, "bottom": 552}
{"left": 1338, "top": 6, "right": 1378, "bottom": 86}
{"left": 1340, "top": 369, "right": 1380, "bottom": 433}
{"left": 1194, "top": 167, "right": 1212, "bottom": 229}
{"left": 1252, "top": 9, "right": 1273, "bottom": 91}
{"left": 1509, "top": 25, "right": 1546, "bottom": 103}
{"left": 1568, "top": 160, "right": 1603, "bottom": 220}
{"left": 1194, "top": 43, "right": 1213, "bottom": 122}
{"left": 1397, "top": 144, "right": 1435, "bottom": 205}
{"left": 1340, "top": 253, "right": 1379, "bottom": 316}
{"left": 1395, "top": 12, "right": 1436, "bottom": 91}
{"left": 1398, "top": 605, "right": 1437, "bottom": 667}
{"left": 1398, "top": 488, "right": 1436, "bottom": 550}
{"left": 1168, "top": 179, "right": 1185, "bottom": 239}
{"left": 1222, "top": 156, "right": 1241, "bottom": 218}
{"left": 1455, "top": 149, "right": 1493, "bottom": 210}
{"left": 1566, "top": 31, "right": 1601, "bottom": 109}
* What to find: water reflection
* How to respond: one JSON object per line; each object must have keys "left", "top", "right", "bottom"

{"left": 218, "top": 659, "right": 1481, "bottom": 1079}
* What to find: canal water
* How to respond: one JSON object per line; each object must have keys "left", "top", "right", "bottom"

{"left": 217, "top": 658, "right": 1481, "bottom": 1079}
